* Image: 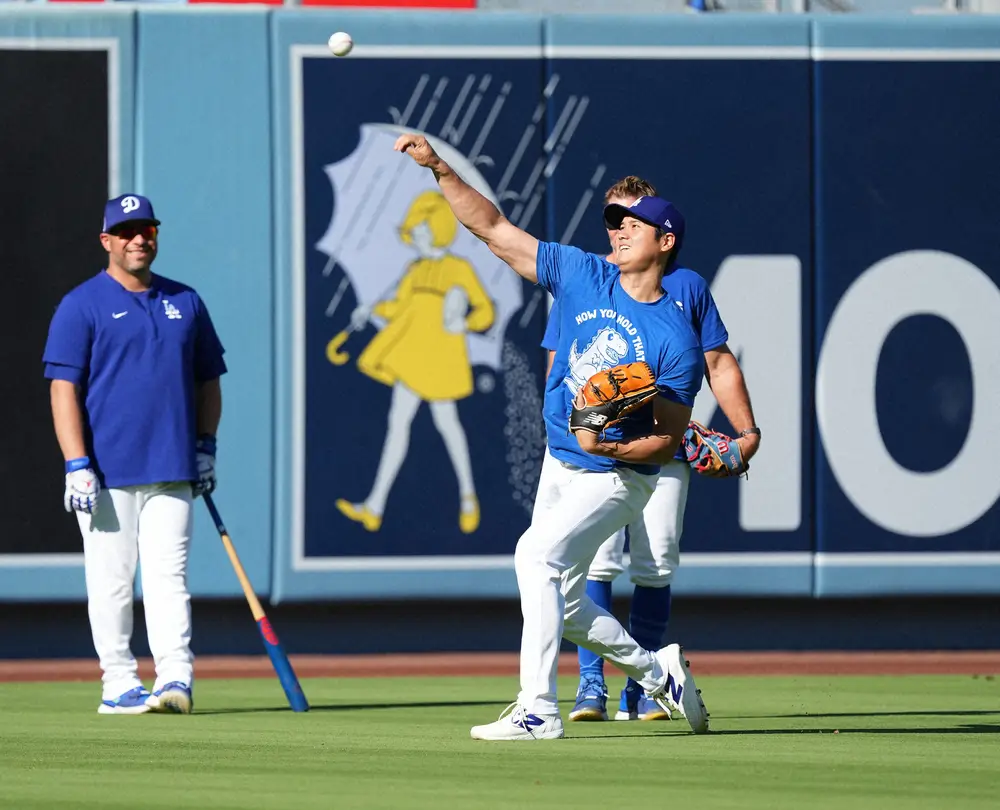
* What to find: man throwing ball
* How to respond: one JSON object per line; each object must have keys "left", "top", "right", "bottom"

{"left": 394, "top": 133, "right": 710, "bottom": 740}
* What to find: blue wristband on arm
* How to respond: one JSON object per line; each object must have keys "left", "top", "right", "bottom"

{"left": 196, "top": 434, "right": 217, "bottom": 456}
{"left": 66, "top": 456, "right": 91, "bottom": 474}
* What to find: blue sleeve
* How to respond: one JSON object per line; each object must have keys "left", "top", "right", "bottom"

{"left": 193, "top": 297, "right": 228, "bottom": 383}
{"left": 535, "top": 241, "right": 595, "bottom": 298}
{"left": 541, "top": 296, "right": 560, "bottom": 350}
{"left": 42, "top": 296, "right": 91, "bottom": 383}
{"left": 655, "top": 347, "right": 705, "bottom": 408}
{"left": 691, "top": 278, "right": 729, "bottom": 351}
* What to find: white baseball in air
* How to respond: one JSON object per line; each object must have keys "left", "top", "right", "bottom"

{"left": 328, "top": 31, "right": 353, "bottom": 57}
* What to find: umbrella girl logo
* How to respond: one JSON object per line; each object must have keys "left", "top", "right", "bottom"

{"left": 331, "top": 190, "right": 495, "bottom": 535}
{"left": 318, "top": 124, "right": 519, "bottom": 536}
{"left": 300, "top": 66, "right": 604, "bottom": 551}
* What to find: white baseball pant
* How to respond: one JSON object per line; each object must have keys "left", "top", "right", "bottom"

{"left": 515, "top": 453, "right": 669, "bottom": 716}
{"left": 77, "top": 483, "right": 194, "bottom": 699}
{"left": 588, "top": 459, "right": 691, "bottom": 587}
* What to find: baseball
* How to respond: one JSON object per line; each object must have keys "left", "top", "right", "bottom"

{"left": 328, "top": 31, "right": 353, "bottom": 57}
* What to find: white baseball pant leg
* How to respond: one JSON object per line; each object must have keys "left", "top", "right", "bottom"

{"left": 514, "top": 459, "right": 668, "bottom": 717}
{"left": 530, "top": 446, "right": 560, "bottom": 521}
{"left": 137, "top": 483, "right": 195, "bottom": 692}
{"left": 623, "top": 460, "right": 690, "bottom": 587}
{"left": 78, "top": 483, "right": 194, "bottom": 699}
{"left": 587, "top": 459, "right": 690, "bottom": 587}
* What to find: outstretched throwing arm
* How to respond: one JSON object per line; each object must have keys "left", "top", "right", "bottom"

{"left": 394, "top": 133, "right": 539, "bottom": 283}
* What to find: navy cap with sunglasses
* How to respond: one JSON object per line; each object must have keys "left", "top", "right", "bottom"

{"left": 102, "top": 194, "right": 161, "bottom": 233}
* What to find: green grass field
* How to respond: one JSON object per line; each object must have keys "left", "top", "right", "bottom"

{"left": 1, "top": 674, "right": 997, "bottom": 809}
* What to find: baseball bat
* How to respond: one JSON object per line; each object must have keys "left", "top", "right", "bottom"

{"left": 202, "top": 492, "right": 309, "bottom": 712}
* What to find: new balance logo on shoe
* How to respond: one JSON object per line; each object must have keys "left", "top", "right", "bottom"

{"left": 517, "top": 712, "right": 546, "bottom": 729}
{"left": 668, "top": 673, "right": 684, "bottom": 705}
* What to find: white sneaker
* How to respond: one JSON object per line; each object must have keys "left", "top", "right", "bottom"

{"left": 470, "top": 702, "right": 565, "bottom": 741}
{"left": 650, "top": 644, "right": 710, "bottom": 734}
{"left": 97, "top": 686, "right": 153, "bottom": 715}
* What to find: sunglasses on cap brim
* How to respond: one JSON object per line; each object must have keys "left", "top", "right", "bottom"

{"left": 108, "top": 223, "right": 158, "bottom": 240}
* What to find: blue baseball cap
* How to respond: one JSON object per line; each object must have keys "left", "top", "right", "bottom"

{"left": 604, "top": 195, "right": 685, "bottom": 254}
{"left": 102, "top": 194, "right": 160, "bottom": 233}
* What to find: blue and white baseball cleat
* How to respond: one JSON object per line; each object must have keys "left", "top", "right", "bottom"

{"left": 471, "top": 702, "right": 564, "bottom": 741}
{"left": 147, "top": 681, "right": 193, "bottom": 714}
{"left": 637, "top": 692, "right": 672, "bottom": 721}
{"left": 568, "top": 674, "right": 609, "bottom": 721}
{"left": 614, "top": 682, "right": 671, "bottom": 720}
{"left": 649, "top": 644, "right": 709, "bottom": 734}
{"left": 97, "top": 686, "right": 153, "bottom": 715}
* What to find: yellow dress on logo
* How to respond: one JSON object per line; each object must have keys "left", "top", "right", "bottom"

{"left": 356, "top": 255, "right": 495, "bottom": 401}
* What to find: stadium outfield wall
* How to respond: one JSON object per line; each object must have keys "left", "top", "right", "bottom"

{"left": 2, "top": 7, "right": 998, "bottom": 604}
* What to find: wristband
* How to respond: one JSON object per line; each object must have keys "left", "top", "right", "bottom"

{"left": 66, "top": 456, "right": 91, "bottom": 474}
{"left": 196, "top": 434, "right": 217, "bottom": 456}
{"left": 739, "top": 427, "right": 761, "bottom": 438}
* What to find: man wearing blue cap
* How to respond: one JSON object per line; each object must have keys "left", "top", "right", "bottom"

{"left": 42, "top": 194, "right": 227, "bottom": 715}
{"left": 395, "top": 132, "right": 710, "bottom": 740}
{"left": 541, "top": 177, "right": 760, "bottom": 723}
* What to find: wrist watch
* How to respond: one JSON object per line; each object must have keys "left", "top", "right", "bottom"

{"left": 740, "top": 427, "right": 761, "bottom": 438}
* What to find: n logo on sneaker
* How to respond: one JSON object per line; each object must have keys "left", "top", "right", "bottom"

{"left": 668, "top": 674, "right": 684, "bottom": 705}
{"left": 516, "top": 711, "right": 546, "bottom": 729}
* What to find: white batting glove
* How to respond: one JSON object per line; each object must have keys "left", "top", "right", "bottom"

{"left": 64, "top": 458, "right": 100, "bottom": 514}
{"left": 192, "top": 435, "right": 217, "bottom": 498}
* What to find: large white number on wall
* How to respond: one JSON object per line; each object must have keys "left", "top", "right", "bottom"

{"left": 694, "top": 255, "right": 803, "bottom": 532}
{"left": 816, "top": 250, "right": 1000, "bottom": 536}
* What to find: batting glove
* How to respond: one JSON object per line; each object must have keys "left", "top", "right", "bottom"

{"left": 64, "top": 457, "right": 100, "bottom": 514}
{"left": 193, "top": 434, "right": 217, "bottom": 498}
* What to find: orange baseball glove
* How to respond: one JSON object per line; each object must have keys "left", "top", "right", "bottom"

{"left": 569, "top": 362, "right": 659, "bottom": 435}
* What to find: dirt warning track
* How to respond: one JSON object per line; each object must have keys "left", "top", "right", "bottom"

{"left": 0, "top": 651, "right": 998, "bottom": 683}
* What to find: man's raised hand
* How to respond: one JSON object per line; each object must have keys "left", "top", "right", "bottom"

{"left": 393, "top": 133, "right": 441, "bottom": 168}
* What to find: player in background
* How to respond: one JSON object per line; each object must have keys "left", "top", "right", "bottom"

{"left": 43, "top": 194, "right": 227, "bottom": 715}
{"left": 394, "top": 132, "right": 710, "bottom": 740}
{"left": 538, "top": 177, "right": 761, "bottom": 722}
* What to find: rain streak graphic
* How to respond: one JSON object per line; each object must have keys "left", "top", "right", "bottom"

{"left": 316, "top": 72, "right": 606, "bottom": 516}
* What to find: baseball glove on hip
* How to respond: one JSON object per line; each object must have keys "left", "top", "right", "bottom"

{"left": 682, "top": 421, "right": 749, "bottom": 478}
{"left": 570, "top": 362, "right": 659, "bottom": 435}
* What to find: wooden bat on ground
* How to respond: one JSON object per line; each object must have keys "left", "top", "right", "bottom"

{"left": 202, "top": 493, "right": 309, "bottom": 712}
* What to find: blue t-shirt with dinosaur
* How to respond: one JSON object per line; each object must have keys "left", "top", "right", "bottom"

{"left": 536, "top": 242, "right": 704, "bottom": 475}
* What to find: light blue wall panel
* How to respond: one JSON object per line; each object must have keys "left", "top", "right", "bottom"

{"left": 136, "top": 8, "right": 273, "bottom": 597}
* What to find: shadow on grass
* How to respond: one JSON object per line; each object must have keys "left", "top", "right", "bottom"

{"left": 727, "top": 709, "right": 1000, "bottom": 720}
{"left": 194, "top": 700, "right": 509, "bottom": 715}
{"left": 706, "top": 724, "right": 1000, "bottom": 735}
